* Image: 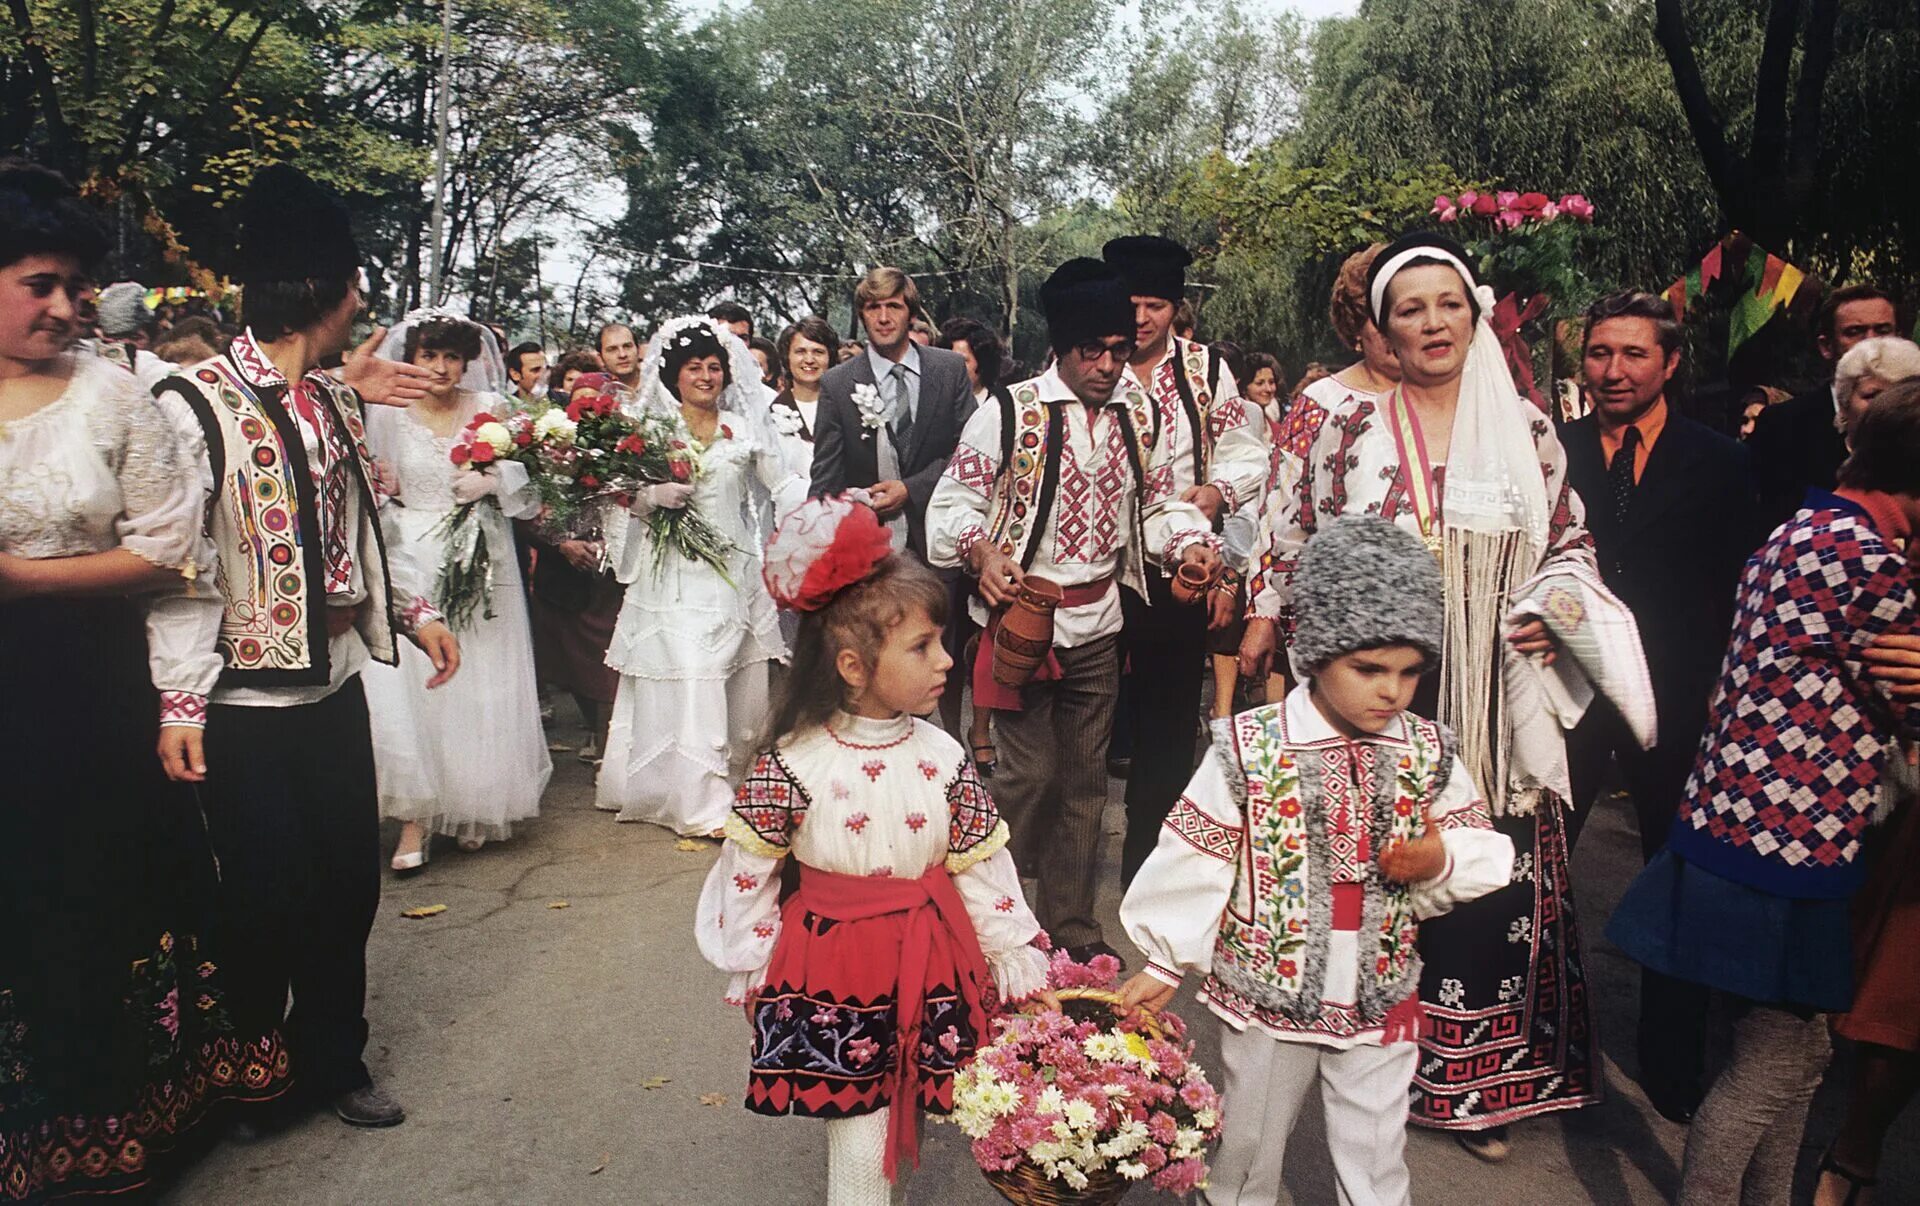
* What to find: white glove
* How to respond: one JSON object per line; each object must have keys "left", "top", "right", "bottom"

{"left": 635, "top": 482, "right": 695, "bottom": 512}
{"left": 452, "top": 466, "right": 499, "bottom": 505}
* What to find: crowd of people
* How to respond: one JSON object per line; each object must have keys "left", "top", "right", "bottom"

{"left": 6, "top": 149, "right": 1920, "bottom": 1206}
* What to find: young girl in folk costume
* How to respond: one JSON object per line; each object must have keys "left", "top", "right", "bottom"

{"left": 697, "top": 495, "right": 1052, "bottom": 1205}
{"left": 363, "top": 310, "right": 551, "bottom": 869}
{"left": 1121, "top": 517, "right": 1513, "bottom": 1206}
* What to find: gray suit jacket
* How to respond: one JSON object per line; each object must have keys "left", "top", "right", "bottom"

{"left": 810, "top": 344, "right": 975, "bottom": 556}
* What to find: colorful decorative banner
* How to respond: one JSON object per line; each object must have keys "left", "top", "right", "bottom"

{"left": 1665, "top": 232, "right": 1816, "bottom": 362}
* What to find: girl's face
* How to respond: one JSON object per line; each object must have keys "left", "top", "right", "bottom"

{"left": 1383, "top": 265, "right": 1473, "bottom": 387}
{"left": 749, "top": 346, "right": 773, "bottom": 386}
{"left": 0, "top": 253, "right": 92, "bottom": 365}
{"left": 787, "top": 333, "right": 830, "bottom": 387}
{"left": 1357, "top": 319, "right": 1402, "bottom": 382}
{"left": 1247, "top": 366, "right": 1278, "bottom": 405}
{"left": 411, "top": 346, "right": 467, "bottom": 399}
{"left": 677, "top": 354, "right": 726, "bottom": 408}
{"left": 842, "top": 604, "right": 953, "bottom": 718}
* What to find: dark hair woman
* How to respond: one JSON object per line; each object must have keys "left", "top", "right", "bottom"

{"left": 0, "top": 159, "right": 293, "bottom": 1200}
{"left": 935, "top": 316, "right": 1006, "bottom": 403}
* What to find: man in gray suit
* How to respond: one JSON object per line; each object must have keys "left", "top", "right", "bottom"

{"left": 810, "top": 266, "right": 975, "bottom": 558}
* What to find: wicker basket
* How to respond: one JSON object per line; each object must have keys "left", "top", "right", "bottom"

{"left": 976, "top": 989, "right": 1168, "bottom": 1206}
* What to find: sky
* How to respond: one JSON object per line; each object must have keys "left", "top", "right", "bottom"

{"left": 526, "top": 0, "right": 1360, "bottom": 336}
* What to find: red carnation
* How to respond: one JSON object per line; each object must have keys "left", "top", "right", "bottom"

{"left": 515, "top": 430, "right": 533, "bottom": 446}
{"left": 470, "top": 442, "right": 497, "bottom": 465}
{"left": 1469, "top": 194, "right": 1499, "bottom": 216}
{"left": 449, "top": 443, "right": 470, "bottom": 466}
{"left": 566, "top": 399, "right": 587, "bottom": 421}
{"left": 580, "top": 473, "right": 600, "bottom": 489}
{"left": 670, "top": 460, "right": 691, "bottom": 482}
{"left": 670, "top": 439, "right": 688, "bottom": 450}
{"left": 471, "top": 412, "right": 496, "bottom": 426}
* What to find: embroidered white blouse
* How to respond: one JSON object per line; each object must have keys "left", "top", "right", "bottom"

{"left": 1121, "top": 686, "right": 1513, "bottom": 1049}
{"left": 696, "top": 712, "right": 1049, "bottom": 1006}
{"left": 1120, "top": 340, "right": 1270, "bottom": 520}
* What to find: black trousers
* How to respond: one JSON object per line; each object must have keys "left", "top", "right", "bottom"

{"left": 201, "top": 679, "right": 382, "bottom": 1099}
{"left": 1119, "top": 574, "right": 1209, "bottom": 884}
{"left": 1567, "top": 700, "right": 1710, "bottom": 1098}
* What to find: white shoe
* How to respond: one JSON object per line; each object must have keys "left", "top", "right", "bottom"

{"left": 577, "top": 738, "right": 602, "bottom": 764}
{"left": 457, "top": 835, "right": 485, "bottom": 853}
{"left": 391, "top": 837, "right": 429, "bottom": 875}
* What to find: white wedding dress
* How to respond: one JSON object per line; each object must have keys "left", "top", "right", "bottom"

{"left": 595, "top": 416, "right": 799, "bottom": 834}
{"left": 361, "top": 393, "right": 552, "bottom": 841}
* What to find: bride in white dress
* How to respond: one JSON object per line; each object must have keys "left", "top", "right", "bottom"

{"left": 364, "top": 312, "right": 552, "bottom": 868}
{"left": 595, "top": 317, "right": 806, "bottom": 835}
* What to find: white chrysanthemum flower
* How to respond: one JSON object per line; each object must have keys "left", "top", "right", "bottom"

{"left": 532, "top": 409, "right": 577, "bottom": 443}
{"left": 1083, "top": 1033, "right": 1128, "bottom": 1062}
{"left": 474, "top": 421, "right": 512, "bottom": 454}
{"left": 1174, "top": 1128, "right": 1204, "bottom": 1159}
{"left": 1116, "top": 1160, "right": 1150, "bottom": 1180}
{"left": 1195, "top": 1108, "right": 1219, "bottom": 1131}
{"left": 1062, "top": 1099, "right": 1098, "bottom": 1130}
{"left": 1035, "top": 1086, "right": 1066, "bottom": 1116}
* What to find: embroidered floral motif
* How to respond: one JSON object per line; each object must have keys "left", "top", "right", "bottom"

{"left": 993, "top": 896, "right": 1017, "bottom": 913}
{"left": 733, "top": 872, "right": 760, "bottom": 893}
{"left": 845, "top": 812, "right": 870, "bottom": 833}
{"left": 917, "top": 761, "right": 939, "bottom": 781}
{"left": 860, "top": 761, "right": 885, "bottom": 782}
{"left": 731, "top": 753, "right": 810, "bottom": 849}
{"left": 831, "top": 780, "right": 851, "bottom": 801}
{"left": 867, "top": 866, "right": 894, "bottom": 878}
{"left": 847, "top": 1036, "right": 880, "bottom": 1066}
{"left": 753, "top": 921, "right": 776, "bottom": 939}
{"left": 905, "top": 811, "right": 929, "bottom": 832}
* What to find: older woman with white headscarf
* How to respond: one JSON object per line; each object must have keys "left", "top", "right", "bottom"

{"left": 1241, "top": 233, "right": 1653, "bottom": 1159}
{"left": 1835, "top": 335, "right": 1920, "bottom": 442}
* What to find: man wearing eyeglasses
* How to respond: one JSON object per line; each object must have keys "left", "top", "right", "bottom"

{"left": 927, "top": 258, "right": 1222, "bottom": 967}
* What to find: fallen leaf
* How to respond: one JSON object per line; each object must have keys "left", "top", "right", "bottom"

{"left": 399, "top": 904, "right": 447, "bottom": 919}
{"left": 548, "top": 900, "right": 570, "bottom": 909}
{"left": 698, "top": 1093, "right": 727, "bottom": 1107}
{"left": 588, "top": 1153, "right": 609, "bottom": 1176}
{"left": 640, "top": 1076, "right": 671, "bottom": 1090}
{"left": 674, "top": 839, "right": 707, "bottom": 852}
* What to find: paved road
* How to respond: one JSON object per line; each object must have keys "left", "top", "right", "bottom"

{"left": 163, "top": 715, "right": 1918, "bottom": 1204}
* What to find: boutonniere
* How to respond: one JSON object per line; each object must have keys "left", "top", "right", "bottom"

{"left": 851, "top": 382, "right": 891, "bottom": 435}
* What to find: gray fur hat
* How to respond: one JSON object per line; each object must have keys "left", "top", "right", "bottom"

{"left": 95, "top": 281, "right": 150, "bottom": 337}
{"left": 1291, "top": 515, "right": 1443, "bottom": 673}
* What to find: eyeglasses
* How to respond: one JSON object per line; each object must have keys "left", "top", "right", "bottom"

{"left": 1072, "top": 340, "right": 1135, "bottom": 366}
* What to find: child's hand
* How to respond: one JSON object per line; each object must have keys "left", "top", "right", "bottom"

{"left": 1114, "top": 971, "right": 1178, "bottom": 1017}
{"left": 1379, "top": 804, "right": 1447, "bottom": 884}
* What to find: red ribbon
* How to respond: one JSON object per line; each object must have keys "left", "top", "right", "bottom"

{"left": 1491, "top": 292, "right": 1550, "bottom": 413}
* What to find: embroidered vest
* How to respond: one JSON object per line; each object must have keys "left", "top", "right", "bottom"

{"left": 1209, "top": 708, "right": 1452, "bottom": 1026}
{"left": 92, "top": 338, "right": 136, "bottom": 376}
{"left": 159, "top": 353, "right": 400, "bottom": 685}
{"left": 1165, "top": 337, "right": 1224, "bottom": 484}
{"left": 986, "top": 377, "right": 1160, "bottom": 580}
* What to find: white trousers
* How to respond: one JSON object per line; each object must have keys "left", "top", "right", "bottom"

{"left": 1205, "top": 1025, "right": 1416, "bottom": 1206}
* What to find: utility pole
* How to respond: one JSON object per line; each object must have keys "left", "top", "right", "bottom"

{"left": 425, "top": 0, "right": 454, "bottom": 305}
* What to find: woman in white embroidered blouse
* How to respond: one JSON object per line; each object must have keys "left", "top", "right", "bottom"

{"left": 0, "top": 160, "right": 292, "bottom": 1200}
{"left": 364, "top": 312, "right": 551, "bottom": 869}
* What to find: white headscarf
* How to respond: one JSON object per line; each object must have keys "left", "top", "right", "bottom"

{"left": 1367, "top": 240, "right": 1551, "bottom": 550}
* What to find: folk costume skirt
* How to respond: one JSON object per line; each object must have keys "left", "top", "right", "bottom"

{"left": 747, "top": 865, "right": 992, "bottom": 1178}
{"left": 0, "top": 597, "right": 292, "bottom": 1202}
{"left": 1410, "top": 795, "right": 1601, "bottom": 1130}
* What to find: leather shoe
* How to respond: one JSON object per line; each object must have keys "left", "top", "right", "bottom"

{"left": 1064, "top": 941, "right": 1128, "bottom": 972}
{"left": 1644, "top": 1079, "right": 1701, "bottom": 1125}
{"left": 334, "top": 1083, "right": 406, "bottom": 1128}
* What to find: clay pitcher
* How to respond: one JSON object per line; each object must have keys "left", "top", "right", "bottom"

{"left": 1169, "top": 560, "right": 1216, "bottom": 606}
{"left": 993, "top": 576, "right": 1062, "bottom": 688}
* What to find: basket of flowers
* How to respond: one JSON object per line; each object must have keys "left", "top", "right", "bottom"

{"left": 949, "top": 952, "right": 1222, "bottom": 1204}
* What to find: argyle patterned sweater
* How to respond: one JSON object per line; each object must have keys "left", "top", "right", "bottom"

{"left": 1669, "top": 491, "right": 1920, "bottom": 900}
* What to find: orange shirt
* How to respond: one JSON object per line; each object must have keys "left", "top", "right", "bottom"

{"left": 1597, "top": 397, "right": 1668, "bottom": 485}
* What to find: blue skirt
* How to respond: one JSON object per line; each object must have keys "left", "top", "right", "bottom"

{"left": 1606, "top": 849, "right": 1855, "bottom": 1012}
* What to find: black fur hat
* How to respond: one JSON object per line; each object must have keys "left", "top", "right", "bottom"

{"left": 233, "top": 164, "right": 360, "bottom": 286}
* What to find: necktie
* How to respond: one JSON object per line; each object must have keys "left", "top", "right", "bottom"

{"left": 887, "top": 362, "right": 913, "bottom": 452}
{"left": 1608, "top": 424, "right": 1640, "bottom": 527}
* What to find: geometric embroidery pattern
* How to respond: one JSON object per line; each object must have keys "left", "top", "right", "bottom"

{"left": 1163, "top": 796, "right": 1241, "bottom": 863}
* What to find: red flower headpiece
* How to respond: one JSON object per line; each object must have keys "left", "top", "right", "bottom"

{"left": 762, "top": 494, "right": 895, "bottom": 612}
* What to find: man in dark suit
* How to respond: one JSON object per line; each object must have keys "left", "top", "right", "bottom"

{"left": 1563, "top": 290, "right": 1760, "bottom": 1125}
{"left": 810, "top": 266, "right": 975, "bottom": 558}
{"left": 1746, "top": 284, "right": 1899, "bottom": 535}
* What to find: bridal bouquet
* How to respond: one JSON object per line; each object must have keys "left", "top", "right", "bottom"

{"left": 949, "top": 951, "right": 1221, "bottom": 1203}
{"left": 432, "top": 407, "right": 579, "bottom": 629}
{"left": 560, "top": 387, "right": 736, "bottom": 582}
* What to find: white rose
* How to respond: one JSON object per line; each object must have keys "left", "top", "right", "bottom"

{"left": 533, "top": 410, "right": 577, "bottom": 444}
{"left": 474, "top": 421, "right": 512, "bottom": 454}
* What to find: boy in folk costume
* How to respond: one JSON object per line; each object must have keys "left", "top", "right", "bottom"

{"left": 926, "top": 258, "right": 1222, "bottom": 964}
{"left": 1102, "top": 235, "right": 1273, "bottom": 884}
{"left": 148, "top": 165, "right": 460, "bottom": 1129}
{"left": 1119, "top": 516, "right": 1513, "bottom": 1206}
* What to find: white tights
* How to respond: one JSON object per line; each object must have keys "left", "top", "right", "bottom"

{"left": 826, "top": 1108, "right": 896, "bottom": 1206}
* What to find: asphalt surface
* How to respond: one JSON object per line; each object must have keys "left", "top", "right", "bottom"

{"left": 161, "top": 706, "right": 1919, "bottom": 1204}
